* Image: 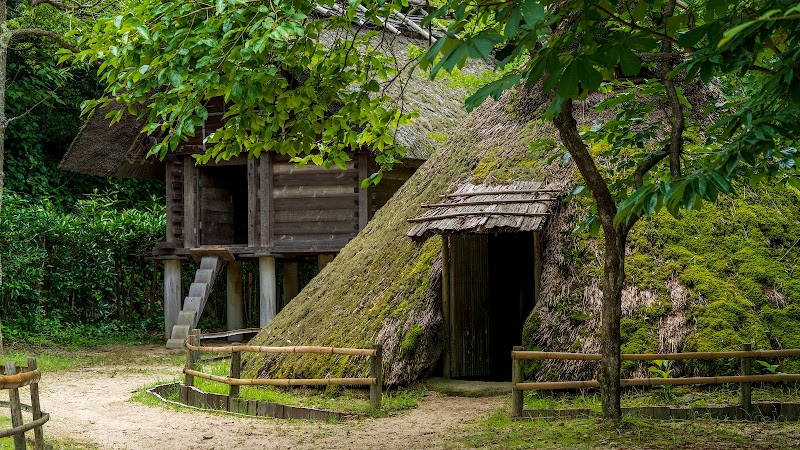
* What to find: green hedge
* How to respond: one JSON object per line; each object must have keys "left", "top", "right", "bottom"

{"left": 0, "top": 193, "right": 166, "bottom": 344}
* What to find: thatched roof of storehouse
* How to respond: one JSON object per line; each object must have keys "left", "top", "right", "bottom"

{"left": 59, "top": 30, "right": 487, "bottom": 179}
{"left": 406, "top": 181, "right": 558, "bottom": 240}
{"left": 245, "top": 83, "right": 800, "bottom": 384}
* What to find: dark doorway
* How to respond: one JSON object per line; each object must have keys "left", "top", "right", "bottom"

{"left": 487, "top": 233, "right": 536, "bottom": 379}
{"left": 446, "top": 232, "right": 537, "bottom": 380}
{"left": 199, "top": 165, "right": 248, "bottom": 245}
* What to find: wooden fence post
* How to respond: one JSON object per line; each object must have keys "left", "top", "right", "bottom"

{"left": 740, "top": 342, "right": 752, "bottom": 416}
{"left": 512, "top": 346, "right": 524, "bottom": 418}
{"left": 184, "top": 331, "right": 200, "bottom": 388}
{"left": 27, "top": 358, "right": 45, "bottom": 450}
{"left": 230, "top": 346, "right": 241, "bottom": 399}
{"left": 369, "top": 344, "right": 383, "bottom": 410}
{"left": 5, "top": 361, "right": 26, "bottom": 450}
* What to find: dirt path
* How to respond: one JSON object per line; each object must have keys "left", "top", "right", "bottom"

{"left": 36, "top": 353, "right": 501, "bottom": 449}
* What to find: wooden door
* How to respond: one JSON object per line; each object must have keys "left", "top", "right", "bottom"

{"left": 448, "top": 235, "right": 491, "bottom": 378}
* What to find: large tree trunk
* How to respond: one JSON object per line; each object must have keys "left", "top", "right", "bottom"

{"left": 598, "top": 228, "right": 627, "bottom": 420}
{"left": 553, "top": 98, "right": 632, "bottom": 421}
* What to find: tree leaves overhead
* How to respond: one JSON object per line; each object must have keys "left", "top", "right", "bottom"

{"left": 424, "top": 0, "right": 800, "bottom": 224}
{"left": 73, "top": 0, "right": 415, "bottom": 178}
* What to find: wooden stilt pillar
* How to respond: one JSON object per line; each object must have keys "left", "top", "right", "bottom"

{"left": 317, "top": 254, "right": 335, "bottom": 271}
{"left": 259, "top": 256, "right": 277, "bottom": 327}
{"left": 164, "top": 259, "right": 182, "bottom": 338}
{"left": 227, "top": 260, "right": 244, "bottom": 341}
{"left": 282, "top": 261, "right": 299, "bottom": 310}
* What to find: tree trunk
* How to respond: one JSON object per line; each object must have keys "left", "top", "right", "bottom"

{"left": 598, "top": 228, "right": 627, "bottom": 420}
{"left": 553, "top": 98, "right": 632, "bottom": 421}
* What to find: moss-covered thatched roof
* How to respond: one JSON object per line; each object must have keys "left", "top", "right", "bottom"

{"left": 245, "top": 83, "right": 800, "bottom": 384}
{"left": 59, "top": 32, "right": 487, "bottom": 180}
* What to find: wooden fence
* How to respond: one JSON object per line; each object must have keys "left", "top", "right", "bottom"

{"left": 183, "top": 330, "right": 384, "bottom": 411}
{"left": 0, "top": 358, "right": 49, "bottom": 450}
{"left": 511, "top": 345, "right": 800, "bottom": 417}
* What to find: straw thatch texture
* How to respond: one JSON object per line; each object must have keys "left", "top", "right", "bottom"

{"left": 406, "top": 181, "right": 557, "bottom": 240}
{"left": 58, "top": 102, "right": 164, "bottom": 179}
{"left": 243, "top": 87, "right": 573, "bottom": 385}
{"left": 245, "top": 80, "right": 800, "bottom": 384}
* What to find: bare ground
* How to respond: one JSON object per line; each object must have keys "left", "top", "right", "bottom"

{"left": 32, "top": 346, "right": 501, "bottom": 450}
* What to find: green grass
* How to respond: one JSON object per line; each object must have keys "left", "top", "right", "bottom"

{"left": 523, "top": 383, "right": 800, "bottom": 411}
{"left": 142, "top": 359, "right": 425, "bottom": 416}
{"left": 0, "top": 344, "right": 185, "bottom": 373}
{"left": 461, "top": 409, "right": 800, "bottom": 449}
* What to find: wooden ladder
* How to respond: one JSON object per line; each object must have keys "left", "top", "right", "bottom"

{"left": 166, "top": 247, "right": 233, "bottom": 349}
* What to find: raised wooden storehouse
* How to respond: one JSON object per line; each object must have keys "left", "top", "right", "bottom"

{"left": 59, "top": 32, "right": 486, "bottom": 347}
{"left": 407, "top": 181, "right": 558, "bottom": 379}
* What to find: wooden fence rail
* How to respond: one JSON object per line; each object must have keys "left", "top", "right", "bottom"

{"left": 182, "top": 330, "right": 384, "bottom": 410}
{"left": 511, "top": 344, "right": 800, "bottom": 417}
{"left": 0, "top": 358, "right": 49, "bottom": 450}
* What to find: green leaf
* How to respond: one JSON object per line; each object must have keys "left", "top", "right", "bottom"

{"left": 618, "top": 48, "right": 641, "bottom": 77}
{"left": 521, "top": 0, "right": 546, "bottom": 27}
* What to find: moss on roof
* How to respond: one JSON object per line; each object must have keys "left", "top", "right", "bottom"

{"left": 245, "top": 83, "right": 800, "bottom": 384}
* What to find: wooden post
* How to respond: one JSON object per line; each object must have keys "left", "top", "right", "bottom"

{"left": 226, "top": 261, "right": 244, "bottom": 341}
{"left": 512, "top": 346, "right": 524, "bottom": 418}
{"left": 230, "top": 347, "right": 241, "bottom": 399}
{"left": 358, "top": 152, "right": 370, "bottom": 230}
{"left": 183, "top": 157, "right": 198, "bottom": 247}
{"left": 27, "top": 358, "right": 44, "bottom": 449}
{"left": 317, "top": 254, "right": 335, "bottom": 271}
{"left": 282, "top": 261, "right": 299, "bottom": 309}
{"left": 369, "top": 344, "right": 383, "bottom": 410}
{"left": 5, "top": 361, "right": 25, "bottom": 450}
{"left": 164, "top": 259, "right": 182, "bottom": 338}
{"left": 741, "top": 342, "right": 752, "bottom": 416}
{"left": 184, "top": 332, "right": 199, "bottom": 388}
{"left": 441, "top": 236, "right": 451, "bottom": 379}
{"left": 258, "top": 257, "right": 277, "bottom": 327}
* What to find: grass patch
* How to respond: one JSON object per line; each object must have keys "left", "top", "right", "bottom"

{"left": 523, "top": 384, "right": 800, "bottom": 411}
{"left": 462, "top": 409, "right": 800, "bottom": 449}
{"left": 0, "top": 344, "right": 185, "bottom": 373}
{"left": 142, "top": 359, "right": 426, "bottom": 416}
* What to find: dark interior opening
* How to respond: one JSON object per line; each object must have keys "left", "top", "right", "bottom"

{"left": 199, "top": 165, "right": 248, "bottom": 245}
{"left": 487, "top": 232, "right": 536, "bottom": 380}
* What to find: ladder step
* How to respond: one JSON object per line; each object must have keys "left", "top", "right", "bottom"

{"left": 166, "top": 339, "right": 186, "bottom": 349}
{"left": 183, "top": 297, "right": 203, "bottom": 314}
{"left": 194, "top": 268, "right": 215, "bottom": 284}
{"left": 170, "top": 324, "right": 190, "bottom": 341}
{"left": 199, "top": 256, "right": 219, "bottom": 270}
{"left": 188, "top": 283, "right": 207, "bottom": 299}
{"left": 176, "top": 310, "right": 197, "bottom": 326}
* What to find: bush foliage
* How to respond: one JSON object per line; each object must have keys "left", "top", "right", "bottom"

{"left": 0, "top": 193, "right": 166, "bottom": 344}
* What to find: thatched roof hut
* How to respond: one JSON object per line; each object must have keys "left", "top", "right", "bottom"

{"left": 245, "top": 84, "right": 800, "bottom": 384}
{"left": 59, "top": 31, "right": 487, "bottom": 179}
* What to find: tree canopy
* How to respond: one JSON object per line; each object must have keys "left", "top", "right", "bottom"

{"left": 73, "top": 0, "right": 425, "bottom": 183}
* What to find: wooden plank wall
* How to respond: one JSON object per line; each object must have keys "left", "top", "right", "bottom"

{"left": 448, "top": 235, "right": 491, "bottom": 378}
{"left": 368, "top": 162, "right": 416, "bottom": 215}
{"left": 270, "top": 155, "right": 359, "bottom": 252}
{"left": 165, "top": 158, "right": 184, "bottom": 245}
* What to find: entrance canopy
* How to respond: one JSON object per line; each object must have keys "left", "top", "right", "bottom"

{"left": 406, "top": 181, "right": 559, "bottom": 239}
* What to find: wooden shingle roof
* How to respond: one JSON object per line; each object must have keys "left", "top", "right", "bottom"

{"left": 406, "top": 181, "right": 560, "bottom": 240}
